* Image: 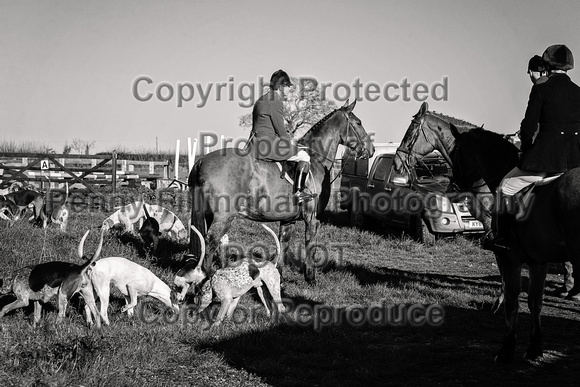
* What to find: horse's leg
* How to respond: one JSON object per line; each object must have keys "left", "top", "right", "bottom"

{"left": 206, "top": 214, "right": 235, "bottom": 267}
{"left": 279, "top": 221, "right": 298, "bottom": 270}
{"left": 303, "top": 215, "right": 321, "bottom": 284}
{"left": 468, "top": 189, "right": 504, "bottom": 312}
{"left": 525, "top": 263, "right": 548, "bottom": 360}
{"left": 491, "top": 252, "right": 506, "bottom": 315}
{"left": 495, "top": 259, "right": 522, "bottom": 363}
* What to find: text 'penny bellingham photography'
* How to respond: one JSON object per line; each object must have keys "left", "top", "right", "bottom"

{"left": 132, "top": 76, "right": 449, "bottom": 108}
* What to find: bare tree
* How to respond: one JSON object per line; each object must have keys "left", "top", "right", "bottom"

{"left": 70, "top": 138, "right": 96, "bottom": 155}
{"left": 239, "top": 77, "right": 337, "bottom": 138}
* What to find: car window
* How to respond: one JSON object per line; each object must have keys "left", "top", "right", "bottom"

{"left": 414, "top": 158, "right": 451, "bottom": 180}
{"left": 371, "top": 157, "right": 391, "bottom": 181}
{"left": 355, "top": 158, "right": 368, "bottom": 176}
{"left": 342, "top": 155, "right": 355, "bottom": 175}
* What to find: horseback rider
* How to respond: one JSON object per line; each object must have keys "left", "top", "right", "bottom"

{"left": 484, "top": 45, "right": 580, "bottom": 262}
{"left": 527, "top": 54, "right": 548, "bottom": 85}
{"left": 247, "top": 69, "right": 317, "bottom": 204}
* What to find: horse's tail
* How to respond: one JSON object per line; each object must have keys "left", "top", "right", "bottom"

{"left": 189, "top": 161, "right": 206, "bottom": 258}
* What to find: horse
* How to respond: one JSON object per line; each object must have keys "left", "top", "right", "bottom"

{"left": 394, "top": 101, "right": 580, "bottom": 362}
{"left": 393, "top": 102, "right": 508, "bottom": 311}
{"left": 187, "top": 100, "right": 374, "bottom": 284}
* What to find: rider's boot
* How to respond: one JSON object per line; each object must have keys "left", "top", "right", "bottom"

{"left": 293, "top": 161, "right": 317, "bottom": 204}
{"left": 481, "top": 194, "right": 513, "bottom": 252}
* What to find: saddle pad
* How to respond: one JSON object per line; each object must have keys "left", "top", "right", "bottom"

{"left": 534, "top": 173, "right": 563, "bottom": 187}
{"left": 275, "top": 162, "right": 312, "bottom": 186}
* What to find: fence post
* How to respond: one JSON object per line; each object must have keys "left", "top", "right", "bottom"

{"left": 112, "top": 150, "right": 117, "bottom": 196}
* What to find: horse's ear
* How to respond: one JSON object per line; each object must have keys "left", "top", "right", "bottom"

{"left": 418, "top": 101, "right": 428, "bottom": 117}
{"left": 341, "top": 99, "right": 350, "bottom": 108}
{"left": 345, "top": 99, "right": 356, "bottom": 114}
{"left": 449, "top": 123, "right": 461, "bottom": 139}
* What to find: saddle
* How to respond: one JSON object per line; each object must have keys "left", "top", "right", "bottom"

{"left": 277, "top": 161, "right": 297, "bottom": 184}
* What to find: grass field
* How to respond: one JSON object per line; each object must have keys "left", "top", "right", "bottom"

{"left": 1, "top": 205, "right": 579, "bottom": 386}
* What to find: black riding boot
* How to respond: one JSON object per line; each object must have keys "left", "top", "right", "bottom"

{"left": 481, "top": 194, "right": 514, "bottom": 252}
{"left": 293, "top": 161, "right": 317, "bottom": 204}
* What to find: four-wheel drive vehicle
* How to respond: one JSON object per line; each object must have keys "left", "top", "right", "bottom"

{"left": 339, "top": 144, "right": 484, "bottom": 243}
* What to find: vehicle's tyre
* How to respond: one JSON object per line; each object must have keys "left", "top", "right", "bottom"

{"left": 413, "top": 216, "right": 436, "bottom": 245}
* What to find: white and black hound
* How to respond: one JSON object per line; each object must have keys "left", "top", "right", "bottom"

{"left": 0, "top": 230, "right": 103, "bottom": 328}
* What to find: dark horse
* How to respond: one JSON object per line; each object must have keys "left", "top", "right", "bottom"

{"left": 394, "top": 101, "right": 580, "bottom": 362}
{"left": 188, "top": 100, "right": 374, "bottom": 284}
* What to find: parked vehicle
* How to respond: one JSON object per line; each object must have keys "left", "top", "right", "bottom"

{"left": 339, "top": 143, "right": 484, "bottom": 243}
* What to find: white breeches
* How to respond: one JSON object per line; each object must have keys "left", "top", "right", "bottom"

{"left": 287, "top": 150, "right": 310, "bottom": 163}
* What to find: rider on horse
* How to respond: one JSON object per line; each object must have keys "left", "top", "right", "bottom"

{"left": 484, "top": 45, "right": 580, "bottom": 258}
{"left": 247, "top": 69, "right": 317, "bottom": 204}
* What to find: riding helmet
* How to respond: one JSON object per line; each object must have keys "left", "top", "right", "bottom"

{"left": 542, "top": 44, "right": 574, "bottom": 70}
{"left": 270, "top": 70, "right": 293, "bottom": 90}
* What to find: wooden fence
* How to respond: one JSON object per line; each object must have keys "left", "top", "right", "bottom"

{"left": 0, "top": 152, "right": 169, "bottom": 195}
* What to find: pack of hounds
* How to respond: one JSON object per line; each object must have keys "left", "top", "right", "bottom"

{"left": 0, "top": 184, "right": 285, "bottom": 329}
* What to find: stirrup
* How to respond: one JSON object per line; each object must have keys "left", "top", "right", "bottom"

{"left": 480, "top": 230, "right": 509, "bottom": 252}
{"left": 294, "top": 190, "right": 317, "bottom": 204}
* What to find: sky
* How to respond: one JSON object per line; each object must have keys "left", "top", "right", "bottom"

{"left": 1, "top": 0, "right": 580, "bottom": 155}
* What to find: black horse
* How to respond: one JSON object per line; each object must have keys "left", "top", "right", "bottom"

{"left": 188, "top": 100, "right": 374, "bottom": 284}
{"left": 394, "top": 102, "right": 580, "bottom": 362}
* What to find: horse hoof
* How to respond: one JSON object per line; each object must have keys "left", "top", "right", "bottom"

{"left": 304, "top": 270, "right": 316, "bottom": 285}
{"left": 305, "top": 273, "right": 317, "bottom": 285}
{"left": 491, "top": 298, "right": 504, "bottom": 315}
{"left": 494, "top": 350, "right": 514, "bottom": 363}
{"left": 524, "top": 346, "right": 543, "bottom": 361}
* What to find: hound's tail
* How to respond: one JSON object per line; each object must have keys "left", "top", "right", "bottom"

{"left": 60, "top": 228, "right": 105, "bottom": 297}
{"left": 77, "top": 228, "right": 105, "bottom": 270}
{"left": 189, "top": 224, "right": 207, "bottom": 273}
{"left": 189, "top": 161, "right": 207, "bottom": 258}
{"left": 143, "top": 202, "right": 152, "bottom": 220}
{"left": 261, "top": 224, "right": 281, "bottom": 267}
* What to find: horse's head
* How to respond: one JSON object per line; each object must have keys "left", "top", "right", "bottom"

{"left": 298, "top": 100, "right": 374, "bottom": 168}
{"left": 339, "top": 100, "right": 375, "bottom": 160}
{"left": 394, "top": 102, "right": 458, "bottom": 175}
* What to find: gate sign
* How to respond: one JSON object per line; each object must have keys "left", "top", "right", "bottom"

{"left": 40, "top": 159, "right": 50, "bottom": 170}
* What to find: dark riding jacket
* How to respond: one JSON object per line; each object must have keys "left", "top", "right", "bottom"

{"left": 519, "top": 73, "right": 580, "bottom": 173}
{"left": 248, "top": 90, "right": 299, "bottom": 161}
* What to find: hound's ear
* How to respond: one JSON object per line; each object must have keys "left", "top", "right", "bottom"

{"left": 449, "top": 123, "right": 461, "bottom": 139}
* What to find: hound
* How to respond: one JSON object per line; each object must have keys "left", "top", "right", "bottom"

{"left": 82, "top": 257, "right": 179, "bottom": 326}
{"left": 0, "top": 189, "right": 45, "bottom": 222}
{"left": 0, "top": 195, "right": 19, "bottom": 223}
{"left": 0, "top": 181, "right": 24, "bottom": 196}
{"left": 37, "top": 183, "right": 69, "bottom": 231}
{"left": 139, "top": 204, "right": 160, "bottom": 255}
{"left": 0, "top": 230, "right": 103, "bottom": 328}
{"left": 174, "top": 224, "right": 285, "bottom": 327}
{"left": 101, "top": 201, "right": 187, "bottom": 240}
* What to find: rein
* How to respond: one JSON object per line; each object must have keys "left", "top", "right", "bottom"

{"left": 329, "top": 111, "right": 371, "bottom": 184}
{"left": 307, "top": 110, "right": 369, "bottom": 182}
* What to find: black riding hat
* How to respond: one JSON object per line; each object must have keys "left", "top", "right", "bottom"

{"left": 270, "top": 70, "right": 293, "bottom": 90}
{"left": 542, "top": 44, "right": 574, "bottom": 71}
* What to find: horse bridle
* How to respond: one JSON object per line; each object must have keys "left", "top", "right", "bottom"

{"left": 308, "top": 109, "right": 369, "bottom": 164}
{"left": 395, "top": 116, "right": 440, "bottom": 171}
{"left": 341, "top": 111, "right": 371, "bottom": 159}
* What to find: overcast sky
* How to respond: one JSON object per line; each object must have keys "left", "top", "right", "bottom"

{"left": 1, "top": 0, "right": 580, "bottom": 154}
